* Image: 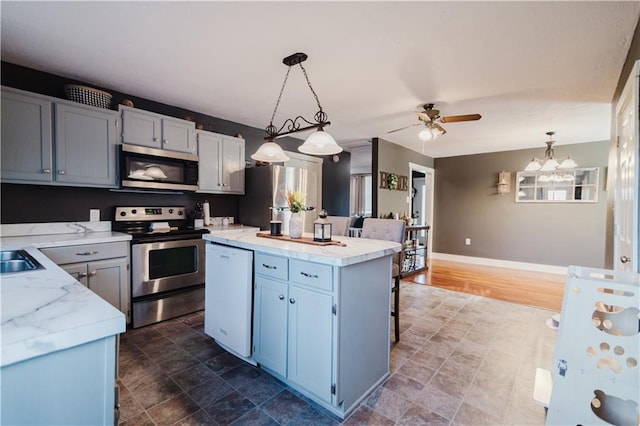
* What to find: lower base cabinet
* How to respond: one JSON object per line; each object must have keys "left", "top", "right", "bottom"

{"left": 41, "top": 242, "right": 130, "bottom": 323}
{"left": 1, "top": 335, "right": 118, "bottom": 425}
{"left": 252, "top": 251, "right": 391, "bottom": 418}
{"left": 254, "top": 277, "right": 334, "bottom": 403}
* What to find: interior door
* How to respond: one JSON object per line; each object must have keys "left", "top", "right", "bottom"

{"left": 614, "top": 60, "right": 639, "bottom": 273}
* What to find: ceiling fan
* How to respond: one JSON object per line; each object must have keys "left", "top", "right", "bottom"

{"left": 388, "top": 103, "right": 482, "bottom": 141}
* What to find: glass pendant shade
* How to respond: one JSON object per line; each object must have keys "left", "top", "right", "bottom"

{"left": 559, "top": 157, "right": 577, "bottom": 169}
{"left": 540, "top": 158, "right": 560, "bottom": 171}
{"left": 298, "top": 130, "right": 343, "bottom": 155}
{"left": 418, "top": 129, "right": 434, "bottom": 141}
{"left": 525, "top": 159, "right": 541, "bottom": 172}
{"left": 251, "top": 142, "right": 290, "bottom": 163}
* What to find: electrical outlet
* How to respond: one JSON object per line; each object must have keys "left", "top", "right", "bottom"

{"left": 90, "top": 209, "right": 100, "bottom": 222}
{"left": 465, "top": 238, "right": 471, "bottom": 245}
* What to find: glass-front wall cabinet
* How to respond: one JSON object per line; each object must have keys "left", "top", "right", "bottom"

{"left": 516, "top": 167, "right": 599, "bottom": 203}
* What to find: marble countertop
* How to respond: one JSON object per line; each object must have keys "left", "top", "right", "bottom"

{"left": 203, "top": 231, "right": 401, "bottom": 267}
{"left": 1, "top": 222, "right": 129, "bottom": 367}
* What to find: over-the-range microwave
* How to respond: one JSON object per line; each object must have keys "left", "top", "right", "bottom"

{"left": 119, "top": 144, "right": 199, "bottom": 191}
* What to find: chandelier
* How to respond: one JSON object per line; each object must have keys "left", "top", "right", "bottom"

{"left": 524, "top": 131, "right": 577, "bottom": 172}
{"left": 251, "top": 52, "right": 342, "bottom": 163}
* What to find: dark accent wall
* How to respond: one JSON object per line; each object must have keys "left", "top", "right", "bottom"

{"left": 321, "top": 151, "right": 351, "bottom": 216}
{"left": 1, "top": 62, "right": 348, "bottom": 224}
{"left": 0, "top": 184, "right": 238, "bottom": 224}
{"left": 433, "top": 141, "right": 609, "bottom": 268}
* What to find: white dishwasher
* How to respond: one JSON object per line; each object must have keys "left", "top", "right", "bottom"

{"left": 204, "top": 243, "right": 254, "bottom": 359}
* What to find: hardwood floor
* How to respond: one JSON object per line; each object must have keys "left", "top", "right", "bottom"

{"left": 406, "top": 258, "right": 565, "bottom": 312}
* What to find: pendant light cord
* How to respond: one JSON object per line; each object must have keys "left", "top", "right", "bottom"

{"left": 299, "top": 63, "right": 323, "bottom": 112}
{"left": 268, "top": 66, "right": 292, "bottom": 130}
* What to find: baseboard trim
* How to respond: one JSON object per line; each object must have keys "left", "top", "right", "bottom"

{"left": 431, "top": 253, "right": 567, "bottom": 276}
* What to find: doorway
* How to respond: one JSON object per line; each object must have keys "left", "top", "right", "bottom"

{"left": 409, "top": 162, "right": 434, "bottom": 260}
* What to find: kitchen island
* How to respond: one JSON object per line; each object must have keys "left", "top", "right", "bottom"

{"left": 1, "top": 222, "right": 128, "bottom": 425}
{"left": 203, "top": 231, "right": 401, "bottom": 419}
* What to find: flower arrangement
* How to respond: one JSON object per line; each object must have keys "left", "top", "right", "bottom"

{"left": 286, "top": 190, "right": 306, "bottom": 213}
{"left": 387, "top": 173, "right": 398, "bottom": 190}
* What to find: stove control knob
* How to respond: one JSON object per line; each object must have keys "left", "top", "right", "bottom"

{"left": 169, "top": 209, "right": 174, "bottom": 214}
{"left": 178, "top": 210, "right": 183, "bottom": 216}
{"left": 120, "top": 211, "right": 126, "bottom": 217}
{"left": 132, "top": 209, "right": 137, "bottom": 215}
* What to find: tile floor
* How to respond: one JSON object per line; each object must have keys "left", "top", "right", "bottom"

{"left": 117, "top": 282, "right": 557, "bottom": 425}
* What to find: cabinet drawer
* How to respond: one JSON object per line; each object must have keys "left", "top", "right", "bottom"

{"left": 41, "top": 241, "right": 128, "bottom": 265}
{"left": 290, "top": 259, "right": 333, "bottom": 292}
{"left": 255, "top": 253, "right": 288, "bottom": 281}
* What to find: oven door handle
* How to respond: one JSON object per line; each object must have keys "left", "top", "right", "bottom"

{"left": 76, "top": 250, "right": 99, "bottom": 256}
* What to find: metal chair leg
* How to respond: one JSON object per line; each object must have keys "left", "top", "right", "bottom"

{"left": 392, "top": 275, "right": 400, "bottom": 342}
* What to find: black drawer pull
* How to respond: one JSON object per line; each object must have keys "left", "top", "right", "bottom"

{"left": 262, "top": 263, "right": 277, "bottom": 270}
{"left": 300, "top": 271, "right": 319, "bottom": 279}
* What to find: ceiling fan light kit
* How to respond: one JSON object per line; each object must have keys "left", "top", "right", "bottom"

{"left": 525, "top": 131, "right": 578, "bottom": 172}
{"left": 387, "top": 103, "right": 481, "bottom": 143}
{"left": 252, "top": 52, "right": 342, "bottom": 162}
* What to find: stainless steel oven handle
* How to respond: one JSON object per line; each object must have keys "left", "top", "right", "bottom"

{"left": 76, "top": 250, "right": 99, "bottom": 256}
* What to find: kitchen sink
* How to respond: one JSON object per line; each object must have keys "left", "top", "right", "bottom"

{"left": 0, "top": 250, "right": 44, "bottom": 274}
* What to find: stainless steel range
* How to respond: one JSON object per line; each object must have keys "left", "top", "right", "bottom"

{"left": 113, "top": 206, "right": 208, "bottom": 328}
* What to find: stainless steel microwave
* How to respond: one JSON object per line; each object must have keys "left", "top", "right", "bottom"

{"left": 119, "top": 144, "right": 199, "bottom": 191}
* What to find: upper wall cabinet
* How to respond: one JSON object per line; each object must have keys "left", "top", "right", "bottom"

{"left": 1, "top": 88, "right": 53, "bottom": 182}
{"left": 516, "top": 167, "right": 599, "bottom": 203}
{"left": 119, "top": 106, "right": 196, "bottom": 154}
{"left": 1, "top": 87, "right": 118, "bottom": 188}
{"left": 197, "top": 130, "right": 245, "bottom": 194}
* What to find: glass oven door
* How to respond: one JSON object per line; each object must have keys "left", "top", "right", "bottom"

{"left": 131, "top": 238, "right": 205, "bottom": 298}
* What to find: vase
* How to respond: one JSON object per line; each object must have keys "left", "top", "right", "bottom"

{"left": 288, "top": 212, "right": 303, "bottom": 239}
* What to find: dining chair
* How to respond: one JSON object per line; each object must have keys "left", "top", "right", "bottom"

{"left": 325, "top": 216, "right": 351, "bottom": 236}
{"left": 360, "top": 218, "right": 406, "bottom": 342}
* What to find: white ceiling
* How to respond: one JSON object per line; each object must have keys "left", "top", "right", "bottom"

{"left": 2, "top": 1, "right": 638, "bottom": 158}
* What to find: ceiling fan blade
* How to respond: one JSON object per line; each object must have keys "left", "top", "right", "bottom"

{"left": 440, "top": 113, "right": 481, "bottom": 123}
{"left": 387, "top": 123, "right": 420, "bottom": 134}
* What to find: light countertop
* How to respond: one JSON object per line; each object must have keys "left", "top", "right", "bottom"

{"left": 1, "top": 222, "right": 129, "bottom": 367}
{"left": 203, "top": 231, "right": 401, "bottom": 267}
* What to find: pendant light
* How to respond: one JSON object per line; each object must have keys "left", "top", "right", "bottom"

{"left": 525, "top": 131, "right": 578, "bottom": 172}
{"left": 251, "top": 142, "right": 290, "bottom": 163}
{"left": 252, "top": 52, "right": 342, "bottom": 162}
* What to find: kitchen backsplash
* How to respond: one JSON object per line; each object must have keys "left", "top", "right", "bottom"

{"left": 0, "top": 183, "right": 239, "bottom": 225}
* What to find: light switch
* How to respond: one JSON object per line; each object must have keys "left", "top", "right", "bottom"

{"left": 90, "top": 209, "right": 100, "bottom": 222}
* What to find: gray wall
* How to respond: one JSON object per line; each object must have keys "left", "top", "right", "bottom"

{"left": 374, "top": 138, "right": 434, "bottom": 218}
{"left": 433, "top": 141, "right": 609, "bottom": 268}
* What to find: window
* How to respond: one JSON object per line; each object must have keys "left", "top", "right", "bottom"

{"left": 350, "top": 174, "right": 372, "bottom": 216}
{"left": 516, "top": 167, "right": 599, "bottom": 203}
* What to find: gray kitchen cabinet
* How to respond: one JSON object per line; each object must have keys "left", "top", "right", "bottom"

{"left": 1, "top": 86, "right": 118, "bottom": 188}
{"left": 287, "top": 283, "right": 333, "bottom": 401}
{"left": 120, "top": 105, "right": 196, "bottom": 154}
{"left": 41, "top": 242, "right": 131, "bottom": 323}
{"left": 253, "top": 276, "right": 288, "bottom": 377}
{"left": 54, "top": 102, "right": 118, "bottom": 186}
{"left": 252, "top": 253, "right": 335, "bottom": 404}
{"left": 197, "top": 130, "right": 245, "bottom": 194}
{"left": 1, "top": 334, "right": 118, "bottom": 425}
{"left": 1, "top": 88, "right": 53, "bottom": 182}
